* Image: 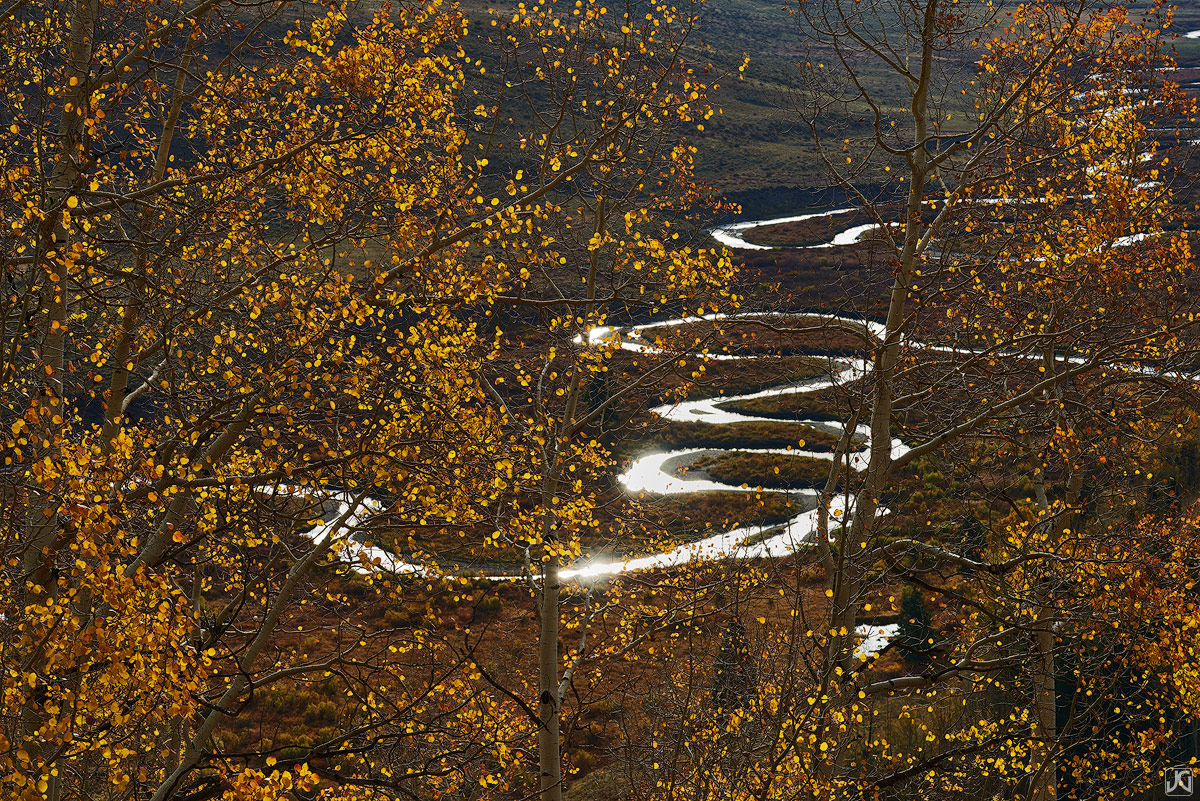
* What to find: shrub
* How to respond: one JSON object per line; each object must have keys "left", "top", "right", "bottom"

{"left": 304, "top": 699, "right": 339, "bottom": 725}
{"left": 477, "top": 595, "right": 504, "bottom": 616}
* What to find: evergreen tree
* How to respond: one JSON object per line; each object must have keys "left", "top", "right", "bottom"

{"left": 713, "top": 617, "right": 756, "bottom": 712}
{"left": 897, "top": 588, "right": 938, "bottom": 666}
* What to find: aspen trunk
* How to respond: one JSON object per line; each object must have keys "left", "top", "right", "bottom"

{"left": 1029, "top": 602, "right": 1057, "bottom": 801}
{"left": 538, "top": 553, "right": 564, "bottom": 801}
{"left": 534, "top": 196, "right": 604, "bottom": 801}
{"left": 21, "top": 3, "right": 98, "bottom": 795}
{"left": 101, "top": 25, "right": 197, "bottom": 444}
{"left": 22, "top": 0, "right": 97, "bottom": 598}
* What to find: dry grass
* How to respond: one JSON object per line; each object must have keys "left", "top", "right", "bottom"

{"left": 717, "top": 384, "right": 863, "bottom": 422}
{"left": 636, "top": 419, "right": 841, "bottom": 454}
{"left": 689, "top": 451, "right": 845, "bottom": 490}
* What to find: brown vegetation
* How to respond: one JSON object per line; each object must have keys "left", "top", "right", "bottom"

{"left": 687, "top": 451, "right": 844, "bottom": 490}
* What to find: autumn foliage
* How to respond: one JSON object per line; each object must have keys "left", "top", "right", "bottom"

{"left": 0, "top": 0, "right": 733, "bottom": 797}
{"left": 4, "top": 0, "right": 1200, "bottom": 799}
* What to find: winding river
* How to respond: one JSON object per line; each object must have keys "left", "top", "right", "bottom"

{"left": 300, "top": 309, "right": 901, "bottom": 582}
{"left": 293, "top": 301, "right": 907, "bottom": 658}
